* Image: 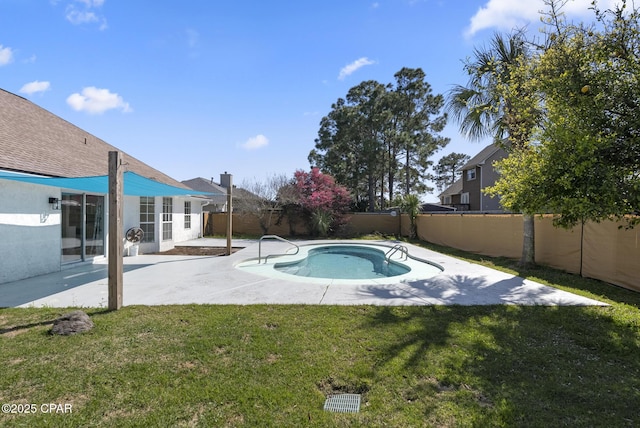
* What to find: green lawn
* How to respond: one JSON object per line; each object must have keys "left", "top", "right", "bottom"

{"left": 1, "top": 243, "right": 639, "bottom": 427}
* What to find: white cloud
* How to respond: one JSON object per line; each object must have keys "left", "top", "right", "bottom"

{"left": 20, "top": 81, "right": 51, "bottom": 95}
{"left": 338, "top": 57, "right": 375, "bottom": 80}
{"left": 0, "top": 45, "right": 14, "bottom": 66}
{"left": 465, "top": 0, "right": 623, "bottom": 38}
{"left": 65, "top": 0, "right": 107, "bottom": 30}
{"left": 76, "top": 0, "right": 105, "bottom": 6}
{"left": 241, "top": 134, "right": 269, "bottom": 150}
{"left": 66, "top": 87, "right": 132, "bottom": 114}
{"left": 66, "top": 8, "right": 99, "bottom": 25}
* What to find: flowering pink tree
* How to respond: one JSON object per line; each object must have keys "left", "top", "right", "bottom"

{"left": 292, "top": 168, "right": 351, "bottom": 235}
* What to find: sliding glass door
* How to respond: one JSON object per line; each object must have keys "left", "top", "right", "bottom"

{"left": 61, "top": 193, "right": 105, "bottom": 263}
{"left": 61, "top": 194, "right": 82, "bottom": 262}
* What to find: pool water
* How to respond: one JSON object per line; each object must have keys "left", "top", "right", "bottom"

{"left": 274, "top": 245, "right": 410, "bottom": 279}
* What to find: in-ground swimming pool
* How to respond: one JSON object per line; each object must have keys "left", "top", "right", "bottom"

{"left": 235, "top": 242, "right": 443, "bottom": 284}
{"left": 274, "top": 245, "right": 410, "bottom": 279}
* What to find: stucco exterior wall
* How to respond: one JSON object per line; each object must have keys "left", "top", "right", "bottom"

{"left": 1, "top": 186, "right": 206, "bottom": 283}
{"left": 126, "top": 195, "right": 204, "bottom": 254}
{"left": 171, "top": 196, "right": 203, "bottom": 244}
{"left": 0, "top": 180, "right": 62, "bottom": 283}
{"left": 122, "top": 194, "right": 149, "bottom": 255}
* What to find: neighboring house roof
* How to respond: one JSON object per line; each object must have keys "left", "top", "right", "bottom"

{"left": 421, "top": 203, "right": 456, "bottom": 212}
{"left": 0, "top": 88, "right": 187, "bottom": 189}
{"left": 227, "top": 186, "right": 258, "bottom": 202}
{"left": 181, "top": 177, "right": 227, "bottom": 196}
{"left": 459, "top": 143, "right": 504, "bottom": 171}
{"left": 439, "top": 177, "right": 463, "bottom": 197}
{"left": 181, "top": 177, "right": 227, "bottom": 206}
{"left": 182, "top": 177, "right": 257, "bottom": 202}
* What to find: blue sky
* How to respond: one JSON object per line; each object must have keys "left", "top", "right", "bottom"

{"left": 0, "top": 0, "right": 616, "bottom": 200}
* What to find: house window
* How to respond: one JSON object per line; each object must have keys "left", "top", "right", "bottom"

{"left": 466, "top": 169, "right": 476, "bottom": 180}
{"left": 139, "top": 197, "right": 155, "bottom": 243}
{"left": 184, "top": 201, "right": 191, "bottom": 229}
{"left": 443, "top": 195, "right": 452, "bottom": 205}
{"left": 162, "top": 197, "right": 173, "bottom": 240}
{"left": 461, "top": 192, "right": 470, "bottom": 204}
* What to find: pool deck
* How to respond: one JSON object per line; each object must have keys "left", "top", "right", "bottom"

{"left": 0, "top": 238, "right": 607, "bottom": 308}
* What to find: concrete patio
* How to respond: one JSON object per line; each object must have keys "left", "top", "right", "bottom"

{"left": 0, "top": 239, "right": 606, "bottom": 308}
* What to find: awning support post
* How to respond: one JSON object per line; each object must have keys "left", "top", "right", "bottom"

{"left": 226, "top": 174, "right": 233, "bottom": 256}
{"left": 108, "top": 151, "right": 123, "bottom": 310}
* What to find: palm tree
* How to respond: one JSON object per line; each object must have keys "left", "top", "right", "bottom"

{"left": 446, "top": 31, "right": 539, "bottom": 267}
{"left": 399, "top": 194, "right": 421, "bottom": 239}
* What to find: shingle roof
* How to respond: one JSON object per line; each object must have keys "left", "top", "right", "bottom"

{"left": 0, "top": 88, "right": 187, "bottom": 188}
{"left": 181, "top": 177, "right": 256, "bottom": 202}
{"left": 182, "top": 177, "right": 227, "bottom": 204}
{"left": 459, "top": 143, "right": 503, "bottom": 171}
{"left": 181, "top": 177, "right": 227, "bottom": 195}
{"left": 439, "top": 177, "right": 463, "bottom": 197}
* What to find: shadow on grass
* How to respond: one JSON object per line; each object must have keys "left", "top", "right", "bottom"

{"left": 361, "top": 304, "right": 640, "bottom": 425}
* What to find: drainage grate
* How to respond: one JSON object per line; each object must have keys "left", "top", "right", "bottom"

{"left": 323, "top": 393, "right": 361, "bottom": 413}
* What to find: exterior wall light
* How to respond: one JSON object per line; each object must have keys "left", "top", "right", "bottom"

{"left": 48, "top": 197, "right": 60, "bottom": 210}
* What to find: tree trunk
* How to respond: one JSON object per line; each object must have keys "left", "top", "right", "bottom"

{"left": 520, "top": 214, "right": 535, "bottom": 267}
{"left": 380, "top": 173, "right": 385, "bottom": 210}
{"left": 405, "top": 150, "right": 411, "bottom": 196}
{"left": 367, "top": 174, "right": 375, "bottom": 212}
{"left": 388, "top": 145, "right": 394, "bottom": 205}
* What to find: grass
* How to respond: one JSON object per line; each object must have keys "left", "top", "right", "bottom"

{"left": 1, "top": 241, "right": 639, "bottom": 427}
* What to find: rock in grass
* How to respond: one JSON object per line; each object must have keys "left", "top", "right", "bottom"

{"left": 51, "top": 310, "right": 94, "bottom": 335}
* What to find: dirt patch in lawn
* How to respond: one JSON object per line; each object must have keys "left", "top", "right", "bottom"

{"left": 155, "top": 246, "right": 243, "bottom": 256}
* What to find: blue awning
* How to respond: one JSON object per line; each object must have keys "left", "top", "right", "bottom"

{"left": 0, "top": 171, "right": 220, "bottom": 197}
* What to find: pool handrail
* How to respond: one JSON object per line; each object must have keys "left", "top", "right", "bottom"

{"left": 258, "top": 235, "right": 300, "bottom": 264}
{"left": 385, "top": 244, "right": 409, "bottom": 261}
